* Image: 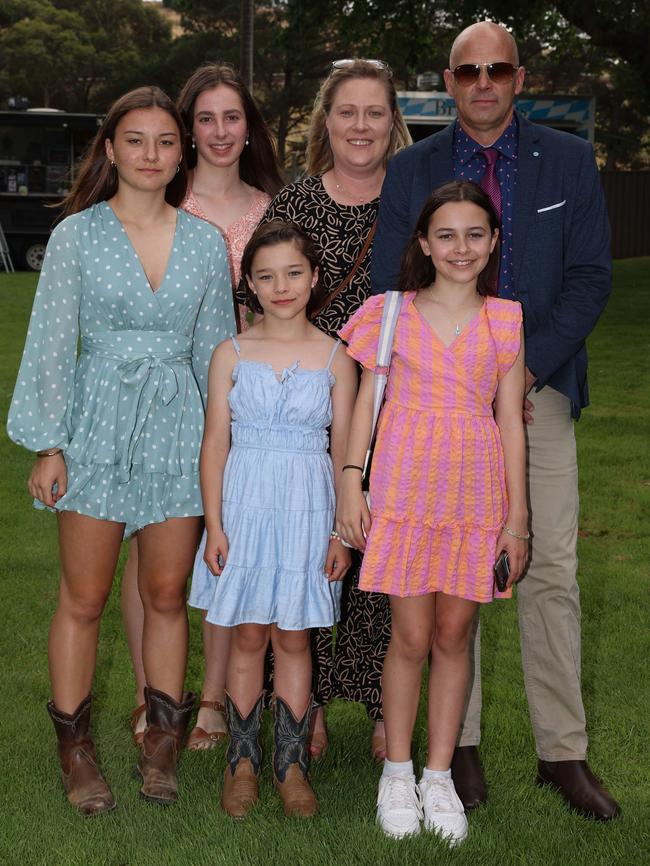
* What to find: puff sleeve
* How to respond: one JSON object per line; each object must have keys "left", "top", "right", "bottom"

{"left": 191, "top": 227, "right": 235, "bottom": 408}
{"left": 487, "top": 297, "right": 523, "bottom": 380}
{"left": 7, "top": 217, "right": 82, "bottom": 452}
{"left": 338, "top": 293, "right": 386, "bottom": 371}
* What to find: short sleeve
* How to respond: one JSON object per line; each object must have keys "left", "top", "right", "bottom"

{"left": 7, "top": 216, "right": 82, "bottom": 452}
{"left": 487, "top": 297, "right": 523, "bottom": 379}
{"left": 338, "top": 294, "right": 386, "bottom": 371}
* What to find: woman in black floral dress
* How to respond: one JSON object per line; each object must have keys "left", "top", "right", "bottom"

{"left": 259, "top": 59, "right": 411, "bottom": 758}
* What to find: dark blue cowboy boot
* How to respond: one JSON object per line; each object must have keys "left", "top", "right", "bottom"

{"left": 221, "top": 692, "right": 263, "bottom": 817}
{"left": 273, "top": 695, "right": 318, "bottom": 817}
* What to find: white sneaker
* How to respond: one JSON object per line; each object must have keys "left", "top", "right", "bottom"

{"left": 419, "top": 775, "right": 468, "bottom": 846}
{"left": 376, "top": 773, "right": 423, "bottom": 839}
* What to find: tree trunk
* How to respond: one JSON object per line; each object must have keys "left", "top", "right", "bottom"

{"left": 240, "top": 0, "right": 254, "bottom": 93}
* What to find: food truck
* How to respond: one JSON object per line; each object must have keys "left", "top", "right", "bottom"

{"left": 397, "top": 92, "right": 596, "bottom": 143}
{"left": 0, "top": 109, "right": 101, "bottom": 269}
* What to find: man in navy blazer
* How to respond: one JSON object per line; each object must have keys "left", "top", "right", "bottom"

{"left": 371, "top": 21, "right": 619, "bottom": 821}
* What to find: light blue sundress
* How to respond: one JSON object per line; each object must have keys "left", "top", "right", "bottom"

{"left": 189, "top": 336, "right": 343, "bottom": 630}
{"left": 7, "top": 201, "right": 235, "bottom": 536}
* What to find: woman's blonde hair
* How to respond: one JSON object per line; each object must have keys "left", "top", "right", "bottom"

{"left": 306, "top": 60, "right": 412, "bottom": 176}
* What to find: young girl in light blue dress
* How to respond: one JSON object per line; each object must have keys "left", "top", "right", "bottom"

{"left": 192, "top": 220, "right": 356, "bottom": 818}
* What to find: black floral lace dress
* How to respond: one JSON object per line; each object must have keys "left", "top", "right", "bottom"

{"left": 261, "top": 175, "right": 391, "bottom": 720}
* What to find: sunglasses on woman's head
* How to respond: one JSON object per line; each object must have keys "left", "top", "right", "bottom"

{"left": 452, "top": 62, "right": 519, "bottom": 86}
{"left": 331, "top": 59, "right": 392, "bottom": 74}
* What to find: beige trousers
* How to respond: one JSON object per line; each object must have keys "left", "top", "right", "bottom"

{"left": 458, "top": 386, "right": 588, "bottom": 760}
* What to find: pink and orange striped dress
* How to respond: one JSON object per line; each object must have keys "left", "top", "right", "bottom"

{"left": 339, "top": 291, "right": 522, "bottom": 602}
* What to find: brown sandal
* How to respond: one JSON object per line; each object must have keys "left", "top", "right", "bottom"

{"left": 186, "top": 698, "right": 228, "bottom": 750}
{"left": 130, "top": 703, "right": 147, "bottom": 748}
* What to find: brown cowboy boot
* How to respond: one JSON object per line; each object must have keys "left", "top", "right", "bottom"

{"left": 137, "top": 686, "right": 195, "bottom": 804}
{"left": 221, "top": 692, "right": 263, "bottom": 818}
{"left": 273, "top": 695, "right": 318, "bottom": 818}
{"left": 47, "top": 695, "right": 116, "bottom": 816}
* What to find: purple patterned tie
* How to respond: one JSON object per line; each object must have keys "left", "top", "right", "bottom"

{"left": 479, "top": 147, "right": 502, "bottom": 221}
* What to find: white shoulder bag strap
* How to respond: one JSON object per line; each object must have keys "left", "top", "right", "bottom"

{"left": 362, "top": 290, "right": 403, "bottom": 478}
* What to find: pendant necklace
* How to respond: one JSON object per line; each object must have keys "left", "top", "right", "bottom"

{"left": 454, "top": 323, "right": 462, "bottom": 336}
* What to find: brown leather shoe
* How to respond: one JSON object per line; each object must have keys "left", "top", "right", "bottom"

{"left": 47, "top": 695, "right": 116, "bottom": 816}
{"left": 221, "top": 758, "right": 260, "bottom": 818}
{"left": 537, "top": 760, "right": 620, "bottom": 820}
{"left": 450, "top": 745, "right": 487, "bottom": 810}
{"left": 274, "top": 763, "right": 318, "bottom": 817}
{"left": 273, "top": 695, "right": 318, "bottom": 818}
{"left": 137, "top": 687, "right": 195, "bottom": 804}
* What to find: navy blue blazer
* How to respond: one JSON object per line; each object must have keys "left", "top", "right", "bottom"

{"left": 371, "top": 111, "right": 611, "bottom": 417}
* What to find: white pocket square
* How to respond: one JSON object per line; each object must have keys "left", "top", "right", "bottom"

{"left": 537, "top": 200, "right": 566, "bottom": 213}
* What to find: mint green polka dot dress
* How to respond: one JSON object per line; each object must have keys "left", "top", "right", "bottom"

{"left": 7, "top": 201, "right": 235, "bottom": 536}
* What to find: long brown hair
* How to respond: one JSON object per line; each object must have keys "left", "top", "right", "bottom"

{"left": 398, "top": 181, "right": 501, "bottom": 296}
{"left": 177, "top": 63, "right": 284, "bottom": 197}
{"left": 306, "top": 60, "right": 412, "bottom": 176}
{"left": 60, "top": 86, "right": 187, "bottom": 218}
{"left": 239, "top": 220, "right": 327, "bottom": 317}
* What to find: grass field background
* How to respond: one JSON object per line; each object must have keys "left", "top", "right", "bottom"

{"left": 0, "top": 262, "right": 648, "bottom": 866}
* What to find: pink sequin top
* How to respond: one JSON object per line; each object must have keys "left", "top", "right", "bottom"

{"left": 181, "top": 186, "right": 270, "bottom": 285}
{"left": 181, "top": 187, "right": 271, "bottom": 330}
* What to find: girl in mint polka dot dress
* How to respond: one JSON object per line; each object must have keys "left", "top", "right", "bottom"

{"left": 6, "top": 86, "right": 235, "bottom": 815}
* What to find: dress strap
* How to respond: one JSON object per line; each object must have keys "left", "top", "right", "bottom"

{"left": 230, "top": 335, "right": 241, "bottom": 356}
{"left": 325, "top": 339, "right": 341, "bottom": 371}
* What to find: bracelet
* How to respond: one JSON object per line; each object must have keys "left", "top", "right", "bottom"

{"left": 330, "top": 530, "right": 341, "bottom": 541}
{"left": 503, "top": 525, "right": 530, "bottom": 540}
{"left": 36, "top": 448, "right": 62, "bottom": 458}
{"left": 342, "top": 464, "right": 364, "bottom": 472}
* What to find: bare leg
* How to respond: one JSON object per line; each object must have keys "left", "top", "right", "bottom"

{"left": 49, "top": 512, "right": 125, "bottom": 712}
{"left": 137, "top": 517, "right": 202, "bottom": 701}
{"left": 271, "top": 626, "right": 312, "bottom": 716}
{"left": 226, "top": 623, "right": 270, "bottom": 714}
{"left": 427, "top": 594, "right": 479, "bottom": 771}
{"left": 120, "top": 537, "right": 147, "bottom": 736}
{"left": 190, "top": 615, "right": 231, "bottom": 745}
{"left": 383, "top": 594, "right": 437, "bottom": 763}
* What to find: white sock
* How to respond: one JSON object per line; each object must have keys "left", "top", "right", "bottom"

{"left": 421, "top": 767, "right": 452, "bottom": 782}
{"left": 382, "top": 758, "right": 414, "bottom": 778}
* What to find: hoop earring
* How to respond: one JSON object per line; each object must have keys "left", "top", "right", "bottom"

{"left": 176, "top": 164, "right": 181, "bottom": 174}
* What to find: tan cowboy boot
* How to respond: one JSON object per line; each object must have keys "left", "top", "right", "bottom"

{"left": 137, "top": 687, "right": 195, "bottom": 804}
{"left": 47, "top": 695, "right": 116, "bottom": 816}
{"left": 273, "top": 695, "right": 318, "bottom": 817}
{"left": 221, "top": 692, "right": 263, "bottom": 818}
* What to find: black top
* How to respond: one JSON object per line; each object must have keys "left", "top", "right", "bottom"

{"left": 262, "top": 175, "right": 379, "bottom": 336}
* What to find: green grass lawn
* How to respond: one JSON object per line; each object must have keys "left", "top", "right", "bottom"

{"left": 1, "top": 263, "right": 649, "bottom": 866}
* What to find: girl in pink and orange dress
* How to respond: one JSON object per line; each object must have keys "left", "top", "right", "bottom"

{"left": 337, "top": 181, "right": 529, "bottom": 844}
{"left": 122, "top": 64, "right": 284, "bottom": 749}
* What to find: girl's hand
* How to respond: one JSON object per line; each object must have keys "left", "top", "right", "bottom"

{"left": 495, "top": 529, "right": 529, "bottom": 587}
{"left": 204, "top": 529, "right": 229, "bottom": 576}
{"left": 336, "top": 476, "right": 372, "bottom": 551}
{"left": 324, "top": 538, "right": 351, "bottom": 582}
{"left": 28, "top": 453, "right": 67, "bottom": 507}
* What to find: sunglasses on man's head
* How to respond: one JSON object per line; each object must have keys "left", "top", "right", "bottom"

{"left": 452, "top": 62, "right": 519, "bottom": 86}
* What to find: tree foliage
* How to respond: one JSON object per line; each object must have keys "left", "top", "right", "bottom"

{"left": 0, "top": 0, "right": 172, "bottom": 111}
{"left": 0, "top": 0, "right": 647, "bottom": 167}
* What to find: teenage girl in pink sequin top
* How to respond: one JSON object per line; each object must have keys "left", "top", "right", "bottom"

{"left": 122, "top": 65, "right": 284, "bottom": 749}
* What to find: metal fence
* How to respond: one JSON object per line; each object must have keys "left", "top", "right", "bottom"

{"left": 600, "top": 171, "right": 650, "bottom": 259}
